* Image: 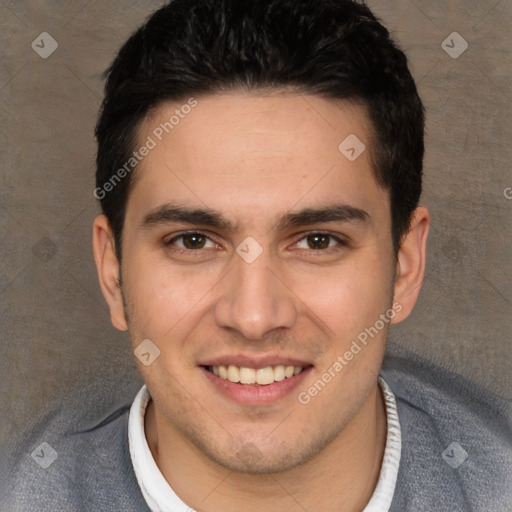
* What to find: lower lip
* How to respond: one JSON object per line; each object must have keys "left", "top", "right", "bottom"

{"left": 200, "top": 366, "right": 313, "bottom": 405}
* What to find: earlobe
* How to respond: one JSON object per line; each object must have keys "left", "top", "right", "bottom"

{"left": 391, "top": 207, "right": 430, "bottom": 324}
{"left": 92, "top": 215, "right": 128, "bottom": 331}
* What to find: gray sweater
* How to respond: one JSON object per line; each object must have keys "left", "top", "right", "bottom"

{"left": 2, "top": 343, "right": 511, "bottom": 511}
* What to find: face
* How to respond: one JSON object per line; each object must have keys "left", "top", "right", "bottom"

{"left": 99, "top": 92, "right": 403, "bottom": 473}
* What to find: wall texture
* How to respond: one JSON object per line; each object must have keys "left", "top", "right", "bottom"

{"left": 1, "top": 0, "right": 511, "bottom": 445}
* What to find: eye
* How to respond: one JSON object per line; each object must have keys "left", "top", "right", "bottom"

{"left": 165, "top": 231, "right": 217, "bottom": 250}
{"left": 295, "top": 232, "right": 345, "bottom": 250}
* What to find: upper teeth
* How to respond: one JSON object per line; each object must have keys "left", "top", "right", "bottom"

{"left": 210, "top": 365, "right": 303, "bottom": 385}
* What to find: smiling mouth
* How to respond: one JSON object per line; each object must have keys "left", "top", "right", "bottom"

{"left": 203, "top": 364, "right": 310, "bottom": 386}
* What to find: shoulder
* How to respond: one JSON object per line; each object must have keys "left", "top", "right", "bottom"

{"left": 381, "top": 343, "right": 512, "bottom": 511}
{"left": 3, "top": 376, "right": 150, "bottom": 512}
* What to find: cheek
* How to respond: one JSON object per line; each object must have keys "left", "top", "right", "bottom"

{"left": 288, "top": 253, "right": 393, "bottom": 338}
{"left": 124, "top": 253, "right": 221, "bottom": 339}
{"left": 124, "top": 241, "right": 393, "bottom": 346}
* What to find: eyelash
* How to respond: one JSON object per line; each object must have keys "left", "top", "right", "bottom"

{"left": 164, "top": 230, "right": 347, "bottom": 254}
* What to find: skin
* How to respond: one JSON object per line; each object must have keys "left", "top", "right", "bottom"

{"left": 93, "top": 91, "right": 429, "bottom": 512}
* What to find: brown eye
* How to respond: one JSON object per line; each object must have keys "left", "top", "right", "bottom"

{"left": 296, "top": 233, "right": 343, "bottom": 250}
{"left": 166, "top": 232, "right": 216, "bottom": 250}
{"left": 181, "top": 233, "right": 207, "bottom": 249}
{"left": 307, "top": 234, "right": 331, "bottom": 250}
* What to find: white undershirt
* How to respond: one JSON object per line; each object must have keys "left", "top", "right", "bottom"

{"left": 128, "top": 376, "right": 401, "bottom": 512}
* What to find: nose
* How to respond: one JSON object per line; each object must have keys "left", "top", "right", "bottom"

{"left": 213, "top": 248, "right": 298, "bottom": 341}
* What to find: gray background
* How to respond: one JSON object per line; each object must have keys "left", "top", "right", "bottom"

{"left": 1, "top": 0, "right": 511, "bottom": 446}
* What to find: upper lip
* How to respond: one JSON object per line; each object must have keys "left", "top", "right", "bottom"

{"left": 199, "top": 354, "right": 313, "bottom": 369}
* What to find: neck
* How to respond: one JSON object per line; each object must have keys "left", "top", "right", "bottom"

{"left": 145, "top": 383, "right": 387, "bottom": 512}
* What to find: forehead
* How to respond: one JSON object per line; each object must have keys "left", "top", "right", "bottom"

{"left": 142, "top": 92, "right": 373, "bottom": 162}
{"left": 126, "top": 92, "right": 387, "bottom": 228}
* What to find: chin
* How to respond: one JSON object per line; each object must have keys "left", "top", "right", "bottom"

{"left": 199, "top": 438, "right": 318, "bottom": 475}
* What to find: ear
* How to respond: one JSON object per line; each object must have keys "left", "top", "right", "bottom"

{"left": 391, "top": 207, "right": 430, "bottom": 324}
{"left": 92, "top": 215, "right": 128, "bottom": 331}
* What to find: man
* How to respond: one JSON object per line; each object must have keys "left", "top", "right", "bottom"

{"left": 4, "top": 0, "right": 511, "bottom": 511}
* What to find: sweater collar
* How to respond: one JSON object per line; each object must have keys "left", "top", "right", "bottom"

{"left": 128, "top": 376, "right": 401, "bottom": 512}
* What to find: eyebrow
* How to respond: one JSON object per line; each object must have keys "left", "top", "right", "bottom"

{"left": 140, "top": 203, "right": 371, "bottom": 232}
